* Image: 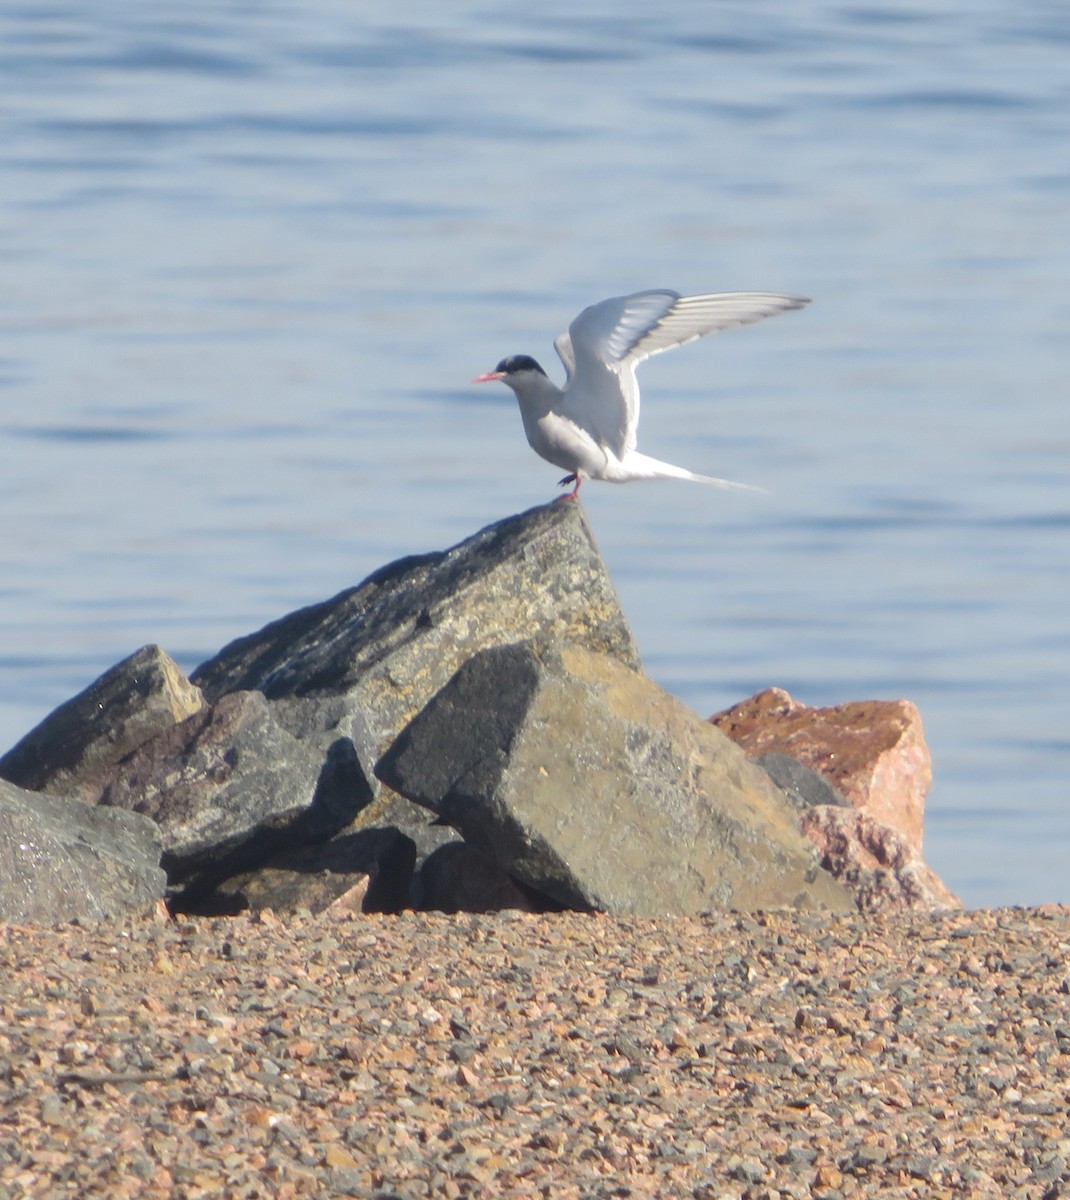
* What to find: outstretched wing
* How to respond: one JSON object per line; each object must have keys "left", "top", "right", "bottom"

{"left": 553, "top": 329, "right": 576, "bottom": 386}
{"left": 558, "top": 290, "right": 809, "bottom": 458}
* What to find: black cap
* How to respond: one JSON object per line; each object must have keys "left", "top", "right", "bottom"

{"left": 496, "top": 355, "right": 546, "bottom": 376}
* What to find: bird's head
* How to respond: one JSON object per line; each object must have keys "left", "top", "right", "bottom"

{"left": 471, "top": 355, "right": 547, "bottom": 388}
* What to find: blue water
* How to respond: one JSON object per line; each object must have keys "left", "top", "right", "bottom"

{"left": 1, "top": 1, "right": 1067, "bottom": 909}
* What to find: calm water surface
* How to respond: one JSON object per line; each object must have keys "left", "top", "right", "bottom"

{"left": 1, "top": 1, "right": 1067, "bottom": 907}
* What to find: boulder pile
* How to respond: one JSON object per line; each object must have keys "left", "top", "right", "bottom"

{"left": 0, "top": 502, "right": 958, "bottom": 924}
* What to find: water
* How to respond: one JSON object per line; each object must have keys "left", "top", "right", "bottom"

{"left": 1, "top": 1, "right": 1067, "bottom": 909}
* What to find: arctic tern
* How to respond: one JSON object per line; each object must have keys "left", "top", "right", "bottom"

{"left": 473, "top": 288, "right": 809, "bottom": 499}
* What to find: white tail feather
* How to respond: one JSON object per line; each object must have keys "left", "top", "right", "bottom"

{"left": 616, "top": 450, "right": 765, "bottom": 492}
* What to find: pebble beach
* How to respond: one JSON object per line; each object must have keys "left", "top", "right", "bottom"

{"left": 2, "top": 905, "right": 1069, "bottom": 1199}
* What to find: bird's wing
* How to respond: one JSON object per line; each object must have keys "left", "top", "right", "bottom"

{"left": 613, "top": 291, "right": 810, "bottom": 366}
{"left": 559, "top": 290, "right": 809, "bottom": 457}
{"left": 553, "top": 330, "right": 576, "bottom": 386}
{"left": 556, "top": 290, "right": 678, "bottom": 459}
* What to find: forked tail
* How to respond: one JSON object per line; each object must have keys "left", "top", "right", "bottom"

{"left": 619, "top": 450, "right": 765, "bottom": 493}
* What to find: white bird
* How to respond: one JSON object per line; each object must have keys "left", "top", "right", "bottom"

{"left": 473, "top": 288, "right": 809, "bottom": 499}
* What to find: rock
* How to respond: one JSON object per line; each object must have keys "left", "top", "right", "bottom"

{"left": 417, "top": 841, "right": 559, "bottom": 914}
{"left": 0, "top": 778, "right": 165, "bottom": 924}
{"left": 85, "top": 691, "right": 371, "bottom": 892}
{"left": 190, "top": 502, "right": 640, "bottom": 765}
{"left": 710, "top": 688, "right": 959, "bottom": 912}
{"left": 377, "top": 641, "right": 853, "bottom": 917}
{"left": 342, "top": 785, "right": 459, "bottom": 872}
{"left": 0, "top": 505, "right": 637, "bottom": 917}
{"left": 710, "top": 688, "right": 930, "bottom": 854}
{"left": 800, "top": 806, "right": 961, "bottom": 912}
{"left": 756, "top": 753, "right": 851, "bottom": 812}
{"left": 186, "top": 785, "right": 455, "bottom": 916}
{"left": 0, "top": 501, "right": 946, "bottom": 922}
{"left": 270, "top": 692, "right": 382, "bottom": 794}
{"left": 181, "top": 826, "right": 416, "bottom": 917}
{"left": 0, "top": 645, "right": 205, "bottom": 799}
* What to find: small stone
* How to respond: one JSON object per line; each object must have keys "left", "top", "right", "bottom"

{"left": 40, "top": 1096, "right": 67, "bottom": 1127}
{"left": 905, "top": 1155, "right": 935, "bottom": 1181}
{"left": 845, "top": 1144, "right": 887, "bottom": 1171}
{"left": 728, "top": 1158, "right": 765, "bottom": 1183}
{"left": 324, "top": 1145, "right": 360, "bottom": 1169}
{"left": 814, "top": 1165, "right": 843, "bottom": 1189}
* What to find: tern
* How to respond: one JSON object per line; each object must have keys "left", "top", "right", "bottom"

{"left": 473, "top": 288, "right": 809, "bottom": 499}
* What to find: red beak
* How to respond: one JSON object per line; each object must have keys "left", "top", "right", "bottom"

{"left": 471, "top": 370, "right": 504, "bottom": 384}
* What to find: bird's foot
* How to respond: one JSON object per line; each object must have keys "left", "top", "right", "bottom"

{"left": 556, "top": 473, "right": 581, "bottom": 501}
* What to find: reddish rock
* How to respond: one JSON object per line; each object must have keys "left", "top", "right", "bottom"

{"left": 710, "top": 688, "right": 960, "bottom": 913}
{"left": 800, "top": 806, "right": 960, "bottom": 913}
{"left": 709, "top": 688, "right": 930, "bottom": 855}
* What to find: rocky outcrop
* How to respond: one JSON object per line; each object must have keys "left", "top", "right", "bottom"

{"left": 0, "top": 503, "right": 640, "bottom": 921}
{"left": 711, "top": 688, "right": 959, "bottom": 912}
{"left": 0, "top": 778, "right": 165, "bottom": 924}
{"left": 377, "top": 641, "right": 853, "bottom": 917}
{"left": 0, "top": 645, "right": 205, "bottom": 799}
{"left": 0, "top": 503, "right": 957, "bottom": 923}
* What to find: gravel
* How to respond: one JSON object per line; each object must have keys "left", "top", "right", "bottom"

{"left": 2, "top": 904, "right": 1069, "bottom": 1198}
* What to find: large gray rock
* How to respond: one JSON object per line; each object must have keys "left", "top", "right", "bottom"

{"left": 87, "top": 690, "right": 371, "bottom": 892}
{"left": 0, "top": 778, "right": 165, "bottom": 924}
{"left": 377, "top": 642, "right": 853, "bottom": 917}
{"left": 190, "top": 502, "right": 640, "bottom": 767}
{"left": 0, "top": 645, "right": 205, "bottom": 798}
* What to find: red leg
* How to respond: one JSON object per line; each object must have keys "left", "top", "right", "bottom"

{"left": 557, "top": 473, "right": 582, "bottom": 501}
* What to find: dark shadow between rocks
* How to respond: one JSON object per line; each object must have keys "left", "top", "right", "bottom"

{"left": 166, "top": 736, "right": 373, "bottom": 909}
{"left": 415, "top": 840, "right": 569, "bottom": 914}
{"left": 173, "top": 827, "right": 417, "bottom": 917}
